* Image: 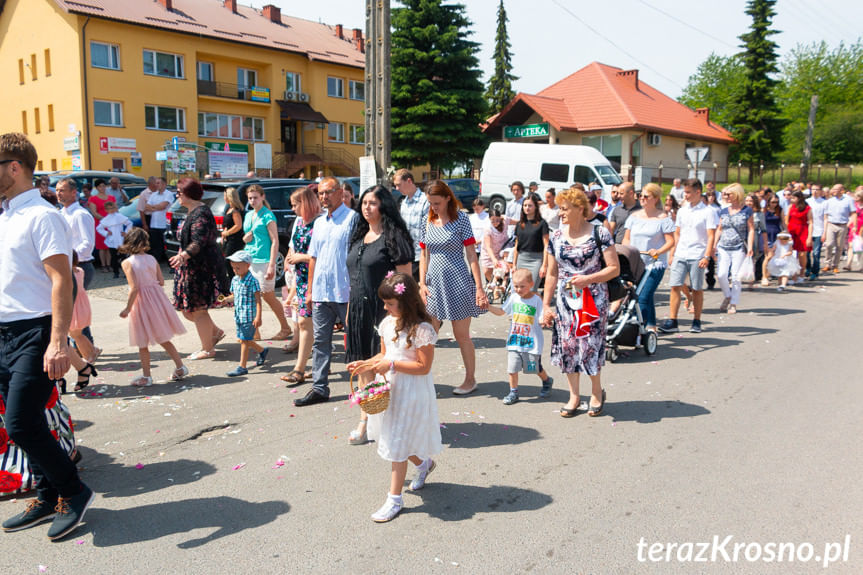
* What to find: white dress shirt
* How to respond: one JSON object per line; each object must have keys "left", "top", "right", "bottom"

{"left": 97, "top": 212, "right": 133, "bottom": 249}
{"left": 61, "top": 201, "right": 95, "bottom": 263}
{"left": 147, "top": 190, "right": 175, "bottom": 229}
{"left": 0, "top": 189, "right": 72, "bottom": 321}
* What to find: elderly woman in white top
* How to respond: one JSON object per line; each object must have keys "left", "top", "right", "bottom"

{"left": 622, "top": 183, "right": 675, "bottom": 331}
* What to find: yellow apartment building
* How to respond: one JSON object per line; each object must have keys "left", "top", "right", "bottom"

{"left": 0, "top": 0, "right": 367, "bottom": 178}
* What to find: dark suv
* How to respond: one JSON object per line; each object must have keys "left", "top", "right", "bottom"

{"left": 442, "top": 178, "right": 481, "bottom": 208}
{"left": 164, "top": 178, "right": 311, "bottom": 286}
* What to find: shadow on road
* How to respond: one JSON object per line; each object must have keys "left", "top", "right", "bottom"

{"left": 408, "top": 482, "right": 552, "bottom": 521}
{"left": 76, "top": 448, "right": 217, "bottom": 498}
{"left": 436, "top": 337, "right": 501, "bottom": 350}
{"left": 78, "top": 496, "right": 290, "bottom": 548}
{"left": 440, "top": 422, "right": 541, "bottom": 449}
{"left": 607, "top": 400, "right": 710, "bottom": 424}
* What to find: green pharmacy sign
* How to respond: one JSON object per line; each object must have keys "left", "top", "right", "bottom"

{"left": 504, "top": 123, "right": 549, "bottom": 139}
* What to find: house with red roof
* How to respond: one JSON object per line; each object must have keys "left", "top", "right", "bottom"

{"left": 483, "top": 62, "right": 736, "bottom": 183}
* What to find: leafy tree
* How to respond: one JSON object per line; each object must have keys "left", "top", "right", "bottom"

{"left": 728, "top": 0, "right": 786, "bottom": 181}
{"left": 391, "top": 0, "right": 489, "bottom": 172}
{"left": 678, "top": 53, "right": 744, "bottom": 131}
{"left": 484, "top": 0, "right": 518, "bottom": 116}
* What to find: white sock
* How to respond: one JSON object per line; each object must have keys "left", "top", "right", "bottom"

{"left": 417, "top": 458, "right": 429, "bottom": 471}
{"left": 388, "top": 494, "right": 403, "bottom": 505}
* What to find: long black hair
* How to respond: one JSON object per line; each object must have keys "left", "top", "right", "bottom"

{"left": 519, "top": 192, "right": 543, "bottom": 228}
{"left": 350, "top": 185, "right": 414, "bottom": 262}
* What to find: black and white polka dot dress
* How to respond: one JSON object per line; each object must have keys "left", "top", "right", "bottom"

{"left": 421, "top": 212, "right": 487, "bottom": 321}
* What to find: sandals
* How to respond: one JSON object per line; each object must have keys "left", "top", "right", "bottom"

{"left": 349, "top": 421, "right": 369, "bottom": 445}
{"left": 171, "top": 365, "right": 190, "bottom": 381}
{"left": 271, "top": 328, "right": 293, "bottom": 341}
{"left": 74, "top": 363, "right": 98, "bottom": 392}
{"left": 188, "top": 349, "right": 216, "bottom": 360}
{"left": 587, "top": 389, "right": 607, "bottom": 417}
{"left": 281, "top": 370, "right": 308, "bottom": 385}
{"left": 559, "top": 404, "right": 579, "bottom": 418}
{"left": 86, "top": 347, "right": 102, "bottom": 365}
{"left": 213, "top": 330, "right": 226, "bottom": 347}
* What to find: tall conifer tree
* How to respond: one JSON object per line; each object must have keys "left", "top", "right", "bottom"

{"left": 485, "top": 0, "right": 518, "bottom": 116}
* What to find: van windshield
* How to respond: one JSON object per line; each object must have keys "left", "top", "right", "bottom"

{"left": 595, "top": 165, "right": 622, "bottom": 185}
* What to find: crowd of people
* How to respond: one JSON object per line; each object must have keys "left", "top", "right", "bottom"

{"left": 1, "top": 131, "right": 862, "bottom": 532}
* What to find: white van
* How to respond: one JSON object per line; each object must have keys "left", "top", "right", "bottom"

{"left": 479, "top": 142, "right": 623, "bottom": 213}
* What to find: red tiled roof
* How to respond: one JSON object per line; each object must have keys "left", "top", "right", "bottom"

{"left": 50, "top": 0, "right": 364, "bottom": 68}
{"left": 487, "top": 62, "right": 734, "bottom": 144}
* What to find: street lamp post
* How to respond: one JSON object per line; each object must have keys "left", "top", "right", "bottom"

{"left": 817, "top": 164, "right": 822, "bottom": 184}
{"left": 657, "top": 162, "right": 663, "bottom": 186}
{"left": 712, "top": 162, "right": 718, "bottom": 183}
{"left": 834, "top": 163, "right": 839, "bottom": 182}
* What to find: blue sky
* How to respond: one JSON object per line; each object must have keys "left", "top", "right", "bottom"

{"left": 271, "top": 0, "right": 862, "bottom": 99}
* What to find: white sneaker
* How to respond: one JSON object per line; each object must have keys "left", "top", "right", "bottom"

{"left": 409, "top": 459, "right": 436, "bottom": 491}
{"left": 371, "top": 496, "right": 402, "bottom": 523}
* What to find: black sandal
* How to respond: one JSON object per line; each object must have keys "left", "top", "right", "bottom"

{"left": 75, "top": 363, "right": 98, "bottom": 392}
{"left": 559, "top": 403, "right": 579, "bottom": 418}
{"left": 587, "top": 389, "right": 606, "bottom": 417}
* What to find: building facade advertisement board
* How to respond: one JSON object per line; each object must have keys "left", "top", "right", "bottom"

{"left": 208, "top": 150, "right": 248, "bottom": 176}
{"left": 254, "top": 143, "right": 272, "bottom": 170}
{"left": 504, "top": 123, "right": 550, "bottom": 139}
{"left": 250, "top": 86, "right": 271, "bottom": 102}
{"left": 63, "top": 136, "right": 80, "bottom": 152}
{"left": 107, "top": 137, "right": 137, "bottom": 153}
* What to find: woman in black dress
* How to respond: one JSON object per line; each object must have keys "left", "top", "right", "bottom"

{"left": 345, "top": 185, "right": 414, "bottom": 444}
{"left": 512, "top": 192, "right": 550, "bottom": 289}
{"left": 169, "top": 178, "right": 226, "bottom": 360}
{"left": 220, "top": 186, "right": 245, "bottom": 279}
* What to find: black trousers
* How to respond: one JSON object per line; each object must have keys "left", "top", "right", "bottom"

{"left": 109, "top": 248, "right": 121, "bottom": 276}
{"left": 149, "top": 227, "right": 166, "bottom": 262}
{"left": 0, "top": 316, "right": 83, "bottom": 501}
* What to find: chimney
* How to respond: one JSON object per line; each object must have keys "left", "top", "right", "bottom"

{"left": 225, "top": 0, "right": 237, "bottom": 13}
{"left": 616, "top": 69, "right": 639, "bottom": 91}
{"left": 335, "top": 24, "right": 344, "bottom": 39}
{"left": 353, "top": 28, "right": 364, "bottom": 53}
{"left": 263, "top": 4, "right": 281, "bottom": 23}
{"left": 696, "top": 107, "right": 710, "bottom": 124}
{"left": 158, "top": 0, "right": 172, "bottom": 10}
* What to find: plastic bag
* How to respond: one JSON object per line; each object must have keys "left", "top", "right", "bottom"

{"left": 736, "top": 256, "right": 756, "bottom": 283}
{"left": 852, "top": 235, "right": 863, "bottom": 254}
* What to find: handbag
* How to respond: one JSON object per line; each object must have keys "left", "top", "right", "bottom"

{"left": 594, "top": 226, "right": 626, "bottom": 301}
{"left": 736, "top": 255, "right": 756, "bottom": 283}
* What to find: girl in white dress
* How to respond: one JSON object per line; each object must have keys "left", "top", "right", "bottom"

{"left": 347, "top": 272, "right": 442, "bottom": 523}
{"left": 767, "top": 232, "right": 801, "bottom": 291}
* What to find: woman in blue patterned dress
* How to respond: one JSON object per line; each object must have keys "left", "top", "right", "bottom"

{"left": 542, "top": 186, "right": 619, "bottom": 418}
{"left": 280, "top": 185, "right": 321, "bottom": 385}
{"left": 419, "top": 180, "right": 489, "bottom": 394}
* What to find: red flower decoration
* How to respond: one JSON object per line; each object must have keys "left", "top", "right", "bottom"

{"left": 0, "top": 470, "right": 23, "bottom": 493}
{"left": 45, "top": 386, "right": 59, "bottom": 410}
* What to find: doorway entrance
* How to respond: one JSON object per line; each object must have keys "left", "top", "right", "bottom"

{"left": 281, "top": 120, "right": 297, "bottom": 154}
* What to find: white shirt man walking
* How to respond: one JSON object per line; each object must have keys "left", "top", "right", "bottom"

{"left": 0, "top": 132, "right": 94, "bottom": 540}
{"left": 659, "top": 179, "right": 718, "bottom": 334}
{"left": 394, "top": 169, "right": 429, "bottom": 281}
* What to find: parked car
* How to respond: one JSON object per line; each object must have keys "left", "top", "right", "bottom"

{"left": 336, "top": 176, "right": 362, "bottom": 194}
{"left": 48, "top": 170, "right": 148, "bottom": 205}
{"left": 164, "top": 178, "right": 312, "bottom": 287}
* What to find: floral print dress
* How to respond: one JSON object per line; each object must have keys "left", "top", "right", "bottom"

{"left": 547, "top": 226, "right": 613, "bottom": 375}
{"left": 291, "top": 216, "right": 317, "bottom": 317}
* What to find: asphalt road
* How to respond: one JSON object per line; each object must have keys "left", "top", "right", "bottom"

{"left": 1, "top": 270, "right": 861, "bottom": 574}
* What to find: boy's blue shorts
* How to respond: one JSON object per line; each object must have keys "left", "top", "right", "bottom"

{"left": 236, "top": 322, "right": 255, "bottom": 342}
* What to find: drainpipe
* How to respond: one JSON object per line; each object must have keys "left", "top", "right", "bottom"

{"left": 82, "top": 17, "right": 91, "bottom": 169}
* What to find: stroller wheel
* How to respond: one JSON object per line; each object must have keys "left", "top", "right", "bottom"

{"left": 605, "top": 345, "right": 619, "bottom": 363}
{"left": 643, "top": 331, "right": 658, "bottom": 355}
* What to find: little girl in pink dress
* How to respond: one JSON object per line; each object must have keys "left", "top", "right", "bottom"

{"left": 118, "top": 229, "right": 189, "bottom": 387}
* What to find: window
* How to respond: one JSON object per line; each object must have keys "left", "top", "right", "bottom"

{"left": 573, "top": 166, "right": 595, "bottom": 185}
{"left": 143, "top": 50, "right": 183, "bottom": 78}
{"left": 349, "top": 80, "right": 364, "bottom": 101}
{"left": 583, "top": 134, "right": 622, "bottom": 170}
{"left": 237, "top": 68, "right": 257, "bottom": 88}
{"left": 540, "top": 163, "right": 569, "bottom": 182}
{"left": 30, "top": 54, "right": 37, "bottom": 80}
{"left": 51, "top": 159, "right": 57, "bottom": 171}
{"left": 327, "top": 77, "right": 344, "bottom": 98}
{"left": 349, "top": 124, "right": 364, "bottom": 145}
{"left": 197, "top": 61, "right": 213, "bottom": 82}
{"left": 145, "top": 105, "right": 185, "bottom": 131}
{"left": 47, "top": 104, "right": 54, "bottom": 132}
{"left": 21, "top": 110, "right": 27, "bottom": 134}
{"left": 285, "top": 72, "right": 301, "bottom": 93}
{"left": 94, "top": 100, "right": 123, "bottom": 127}
{"left": 34, "top": 108, "right": 41, "bottom": 134}
{"left": 91, "top": 42, "right": 120, "bottom": 70}
{"left": 197, "top": 112, "right": 264, "bottom": 140}
{"left": 328, "top": 122, "right": 345, "bottom": 143}
{"left": 18, "top": 59, "right": 24, "bottom": 84}
{"left": 44, "top": 49, "right": 51, "bottom": 76}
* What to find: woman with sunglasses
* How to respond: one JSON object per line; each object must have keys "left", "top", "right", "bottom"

{"left": 714, "top": 184, "right": 754, "bottom": 314}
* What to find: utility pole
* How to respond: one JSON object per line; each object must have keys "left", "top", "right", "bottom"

{"left": 801, "top": 94, "right": 818, "bottom": 181}
{"left": 364, "top": 0, "right": 391, "bottom": 184}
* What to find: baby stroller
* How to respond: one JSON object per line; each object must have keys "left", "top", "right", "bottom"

{"left": 485, "top": 260, "right": 512, "bottom": 304}
{"left": 605, "top": 244, "right": 658, "bottom": 362}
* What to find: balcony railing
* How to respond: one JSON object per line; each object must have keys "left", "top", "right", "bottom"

{"left": 197, "top": 80, "right": 270, "bottom": 102}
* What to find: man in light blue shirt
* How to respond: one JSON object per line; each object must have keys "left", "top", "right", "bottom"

{"left": 395, "top": 169, "right": 429, "bottom": 280}
{"left": 821, "top": 184, "right": 857, "bottom": 272}
{"left": 295, "top": 177, "right": 358, "bottom": 406}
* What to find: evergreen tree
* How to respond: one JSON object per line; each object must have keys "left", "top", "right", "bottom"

{"left": 391, "top": 0, "right": 489, "bottom": 172}
{"left": 729, "top": 0, "right": 786, "bottom": 181}
{"left": 485, "top": 0, "right": 518, "bottom": 116}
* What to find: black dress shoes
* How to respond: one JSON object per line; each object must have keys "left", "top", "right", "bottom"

{"left": 294, "top": 389, "right": 329, "bottom": 407}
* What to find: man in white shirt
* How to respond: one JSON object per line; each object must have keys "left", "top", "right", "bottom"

{"left": 805, "top": 184, "right": 827, "bottom": 279}
{"left": 144, "top": 177, "right": 174, "bottom": 263}
{"left": 137, "top": 177, "right": 157, "bottom": 231}
{"left": 505, "top": 181, "right": 526, "bottom": 237}
{"left": 821, "top": 184, "right": 857, "bottom": 273}
{"left": 669, "top": 178, "right": 685, "bottom": 204}
{"left": 57, "top": 178, "right": 96, "bottom": 289}
{"left": 468, "top": 198, "right": 490, "bottom": 255}
{"left": 659, "top": 179, "right": 718, "bottom": 334}
{"left": 0, "top": 132, "right": 94, "bottom": 540}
